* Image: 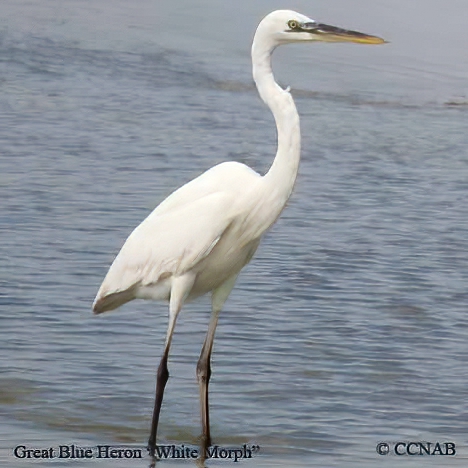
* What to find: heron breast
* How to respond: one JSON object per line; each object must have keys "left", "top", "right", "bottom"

{"left": 188, "top": 235, "right": 260, "bottom": 300}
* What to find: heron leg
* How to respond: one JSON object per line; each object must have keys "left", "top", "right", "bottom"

{"left": 148, "top": 348, "right": 169, "bottom": 456}
{"left": 197, "top": 310, "right": 219, "bottom": 452}
{"left": 197, "top": 274, "right": 238, "bottom": 456}
{"left": 147, "top": 274, "right": 195, "bottom": 458}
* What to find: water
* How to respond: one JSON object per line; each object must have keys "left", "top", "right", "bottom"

{"left": 1, "top": 0, "right": 468, "bottom": 467}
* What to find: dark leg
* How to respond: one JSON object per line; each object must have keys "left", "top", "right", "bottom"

{"left": 197, "top": 339, "right": 213, "bottom": 452}
{"left": 197, "top": 308, "right": 222, "bottom": 457}
{"left": 148, "top": 350, "right": 169, "bottom": 457}
{"left": 197, "top": 274, "right": 238, "bottom": 457}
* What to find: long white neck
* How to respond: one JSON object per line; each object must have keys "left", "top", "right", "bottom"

{"left": 252, "top": 35, "right": 301, "bottom": 208}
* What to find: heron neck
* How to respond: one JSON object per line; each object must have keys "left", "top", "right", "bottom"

{"left": 252, "top": 39, "right": 301, "bottom": 206}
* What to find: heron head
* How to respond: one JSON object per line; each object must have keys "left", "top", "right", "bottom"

{"left": 256, "top": 10, "right": 385, "bottom": 47}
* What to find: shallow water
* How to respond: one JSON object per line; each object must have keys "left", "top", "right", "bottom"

{"left": 1, "top": 0, "right": 468, "bottom": 467}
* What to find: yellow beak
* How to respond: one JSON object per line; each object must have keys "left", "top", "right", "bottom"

{"left": 307, "top": 23, "right": 386, "bottom": 44}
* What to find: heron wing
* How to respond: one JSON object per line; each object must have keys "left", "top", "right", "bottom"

{"left": 93, "top": 191, "right": 236, "bottom": 312}
{"left": 154, "top": 161, "right": 260, "bottom": 217}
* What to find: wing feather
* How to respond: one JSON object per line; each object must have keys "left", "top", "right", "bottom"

{"left": 93, "top": 192, "right": 235, "bottom": 312}
{"left": 93, "top": 161, "right": 262, "bottom": 313}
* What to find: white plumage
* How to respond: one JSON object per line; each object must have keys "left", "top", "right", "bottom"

{"left": 93, "top": 161, "right": 266, "bottom": 313}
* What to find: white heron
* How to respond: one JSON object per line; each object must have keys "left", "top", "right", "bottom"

{"left": 93, "top": 9, "right": 384, "bottom": 457}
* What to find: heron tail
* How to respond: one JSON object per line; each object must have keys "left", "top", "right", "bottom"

{"left": 92, "top": 288, "right": 135, "bottom": 314}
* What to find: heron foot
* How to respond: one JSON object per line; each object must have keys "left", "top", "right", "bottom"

{"left": 199, "top": 433, "right": 212, "bottom": 460}
{"left": 147, "top": 439, "right": 156, "bottom": 458}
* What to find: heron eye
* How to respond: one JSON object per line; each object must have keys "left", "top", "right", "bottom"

{"left": 288, "top": 20, "right": 300, "bottom": 30}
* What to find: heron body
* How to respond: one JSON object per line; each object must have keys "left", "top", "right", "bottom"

{"left": 92, "top": 9, "right": 384, "bottom": 459}
{"left": 93, "top": 161, "right": 284, "bottom": 312}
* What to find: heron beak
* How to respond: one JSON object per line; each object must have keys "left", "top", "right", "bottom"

{"left": 303, "top": 22, "right": 386, "bottom": 44}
